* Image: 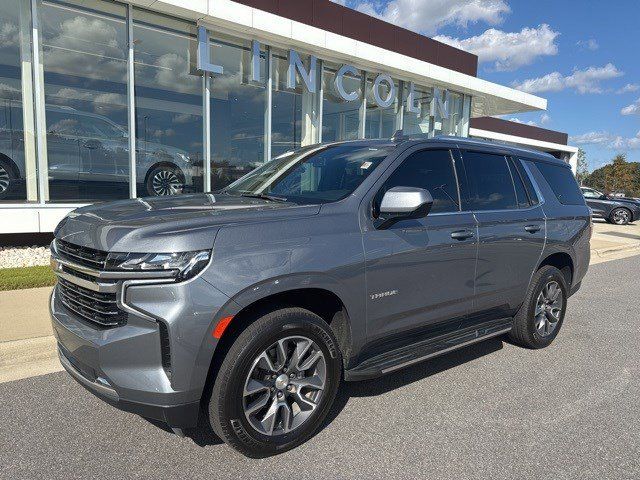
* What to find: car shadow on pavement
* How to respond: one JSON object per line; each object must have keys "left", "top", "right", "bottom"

{"left": 321, "top": 337, "right": 504, "bottom": 430}
{"left": 180, "top": 336, "right": 504, "bottom": 449}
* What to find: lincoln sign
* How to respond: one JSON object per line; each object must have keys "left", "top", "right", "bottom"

{"left": 196, "top": 26, "right": 450, "bottom": 118}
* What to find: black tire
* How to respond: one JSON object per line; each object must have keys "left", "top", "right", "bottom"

{"left": 609, "top": 207, "right": 631, "bottom": 225}
{"left": 509, "top": 265, "right": 568, "bottom": 349}
{"left": 0, "top": 159, "right": 17, "bottom": 200}
{"left": 208, "top": 308, "right": 342, "bottom": 457}
{"left": 145, "top": 164, "right": 185, "bottom": 196}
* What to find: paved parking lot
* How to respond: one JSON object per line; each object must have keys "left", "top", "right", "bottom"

{"left": 1, "top": 255, "right": 639, "bottom": 479}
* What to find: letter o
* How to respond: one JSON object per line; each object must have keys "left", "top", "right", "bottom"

{"left": 373, "top": 74, "right": 396, "bottom": 108}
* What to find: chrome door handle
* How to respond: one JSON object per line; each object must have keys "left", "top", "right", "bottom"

{"left": 524, "top": 225, "right": 541, "bottom": 233}
{"left": 451, "top": 230, "right": 475, "bottom": 240}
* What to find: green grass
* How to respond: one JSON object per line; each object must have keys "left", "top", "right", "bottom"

{"left": 0, "top": 265, "right": 57, "bottom": 291}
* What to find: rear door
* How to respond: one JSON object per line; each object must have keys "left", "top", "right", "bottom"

{"left": 457, "top": 149, "right": 546, "bottom": 319}
{"left": 362, "top": 145, "right": 477, "bottom": 346}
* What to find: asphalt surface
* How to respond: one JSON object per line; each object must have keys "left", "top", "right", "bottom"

{"left": 1, "top": 257, "right": 639, "bottom": 479}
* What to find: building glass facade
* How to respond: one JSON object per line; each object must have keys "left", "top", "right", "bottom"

{"left": 321, "top": 63, "right": 363, "bottom": 142}
{"left": 133, "top": 9, "right": 203, "bottom": 196}
{"left": 0, "top": 0, "right": 471, "bottom": 206}
{"left": 0, "top": 0, "right": 36, "bottom": 202}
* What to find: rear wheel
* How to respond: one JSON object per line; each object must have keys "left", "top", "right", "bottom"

{"left": 145, "top": 164, "right": 184, "bottom": 196}
{"left": 509, "top": 265, "right": 567, "bottom": 349}
{"left": 610, "top": 207, "right": 631, "bottom": 225}
{"left": 208, "top": 308, "right": 342, "bottom": 457}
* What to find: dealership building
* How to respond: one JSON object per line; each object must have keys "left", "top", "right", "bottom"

{"left": 0, "top": 0, "right": 578, "bottom": 234}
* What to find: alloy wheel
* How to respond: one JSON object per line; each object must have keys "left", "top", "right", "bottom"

{"left": 612, "top": 208, "right": 630, "bottom": 225}
{"left": 0, "top": 165, "right": 9, "bottom": 194}
{"left": 151, "top": 169, "right": 183, "bottom": 196}
{"left": 242, "top": 336, "right": 326, "bottom": 436}
{"left": 534, "top": 280, "right": 564, "bottom": 337}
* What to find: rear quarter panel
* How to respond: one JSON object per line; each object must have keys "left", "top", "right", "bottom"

{"left": 525, "top": 161, "right": 591, "bottom": 288}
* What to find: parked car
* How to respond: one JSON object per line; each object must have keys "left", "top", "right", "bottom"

{"left": 580, "top": 187, "right": 640, "bottom": 225}
{"left": 0, "top": 104, "right": 194, "bottom": 200}
{"left": 49, "top": 136, "right": 591, "bottom": 457}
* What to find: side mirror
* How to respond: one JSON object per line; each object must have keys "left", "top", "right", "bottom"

{"left": 378, "top": 186, "right": 433, "bottom": 228}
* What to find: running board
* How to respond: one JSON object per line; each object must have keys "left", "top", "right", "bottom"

{"left": 344, "top": 318, "right": 512, "bottom": 381}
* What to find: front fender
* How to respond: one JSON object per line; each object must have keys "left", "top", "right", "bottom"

{"left": 188, "top": 271, "right": 363, "bottom": 397}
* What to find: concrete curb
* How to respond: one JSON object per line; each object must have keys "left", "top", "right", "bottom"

{"left": 0, "top": 335, "right": 62, "bottom": 384}
{"left": 592, "top": 241, "right": 640, "bottom": 258}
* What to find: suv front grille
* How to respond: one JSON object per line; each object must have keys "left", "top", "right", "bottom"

{"left": 57, "top": 277, "right": 126, "bottom": 327}
{"left": 57, "top": 240, "right": 109, "bottom": 270}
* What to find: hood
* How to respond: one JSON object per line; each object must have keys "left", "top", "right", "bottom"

{"left": 55, "top": 194, "right": 320, "bottom": 253}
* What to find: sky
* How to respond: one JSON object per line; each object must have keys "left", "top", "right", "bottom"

{"left": 334, "top": 0, "right": 640, "bottom": 171}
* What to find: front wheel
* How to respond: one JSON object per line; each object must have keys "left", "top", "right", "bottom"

{"left": 610, "top": 207, "right": 631, "bottom": 225}
{"left": 509, "top": 265, "right": 568, "bottom": 349}
{"left": 0, "top": 160, "right": 17, "bottom": 200}
{"left": 209, "top": 308, "right": 342, "bottom": 457}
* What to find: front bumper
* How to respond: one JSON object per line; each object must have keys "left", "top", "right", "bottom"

{"left": 50, "top": 267, "right": 233, "bottom": 428}
{"left": 57, "top": 342, "right": 200, "bottom": 428}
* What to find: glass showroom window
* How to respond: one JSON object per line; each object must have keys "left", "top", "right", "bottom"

{"left": 321, "top": 64, "right": 363, "bottom": 142}
{"left": 38, "top": 0, "right": 129, "bottom": 203}
{"left": 271, "top": 49, "right": 320, "bottom": 158}
{"left": 365, "top": 74, "right": 400, "bottom": 139}
{"left": 433, "top": 90, "right": 465, "bottom": 137}
{"left": 132, "top": 9, "right": 203, "bottom": 197}
{"left": 402, "top": 85, "right": 433, "bottom": 136}
{"left": 0, "top": 0, "right": 37, "bottom": 202}
{"left": 209, "top": 34, "right": 267, "bottom": 190}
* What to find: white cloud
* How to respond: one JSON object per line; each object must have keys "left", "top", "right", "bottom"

{"left": 617, "top": 83, "right": 640, "bottom": 94}
{"left": 621, "top": 98, "right": 640, "bottom": 115}
{"left": 569, "top": 131, "right": 640, "bottom": 150}
{"left": 350, "top": 0, "right": 510, "bottom": 35}
{"left": 540, "top": 113, "right": 551, "bottom": 125}
{"left": 576, "top": 39, "right": 599, "bottom": 50}
{"left": 508, "top": 117, "right": 538, "bottom": 126}
{"left": 43, "top": 15, "right": 127, "bottom": 82}
{"left": 435, "top": 24, "right": 559, "bottom": 71}
{"left": 513, "top": 63, "right": 623, "bottom": 94}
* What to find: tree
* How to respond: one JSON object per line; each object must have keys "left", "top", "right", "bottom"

{"left": 575, "top": 148, "right": 589, "bottom": 185}
{"left": 584, "top": 153, "right": 640, "bottom": 197}
{"left": 607, "top": 154, "right": 634, "bottom": 194}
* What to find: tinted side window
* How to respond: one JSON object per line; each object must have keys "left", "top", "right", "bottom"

{"left": 535, "top": 162, "right": 585, "bottom": 205}
{"left": 514, "top": 158, "right": 539, "bottom": 204}
{"left": 507, "top": 158, "right": 530, "bottom": 208}
{"left": 461, "top": 151, "right": 517, "bottom": 211}
{"left": 375, "top": 149, "right": 459, "bottom": 215}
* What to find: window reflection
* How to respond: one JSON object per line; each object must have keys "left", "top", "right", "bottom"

{"left": 321, "top": 65, "right": 363, "bottom": 142}
{"left": 433, "top": 90, "right": 464, "bottom": 136}
{"left": 40, "top": 0, "right": 129, "bottom": 202}
{"left": 271, "top": 49, "right": 319, "bottom": 158}
{"left": 403, "top": 85, "right": 433, "bottom": 136}
{"left": 209, "top": 35, "right": 267, "bottom": 190}
{"left": 133, "top": 10, "right": 203, "bottom": 197}
{"left": 365, "top": 74, "right": 399, "bottom": 139}
{"left": 0, "top": 0, "right": 36, "bottom": 202}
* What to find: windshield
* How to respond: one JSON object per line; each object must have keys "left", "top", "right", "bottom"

{"left": 221, "top": 144, "right": 394, "bottom": 204}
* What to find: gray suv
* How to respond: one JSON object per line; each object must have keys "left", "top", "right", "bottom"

{"left": 49, "top": 136, "right": 591, "bottom": 457}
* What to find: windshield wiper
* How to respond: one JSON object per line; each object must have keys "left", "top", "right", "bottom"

{"left": 238, "top": 192, "right": 288, "bottom": 203}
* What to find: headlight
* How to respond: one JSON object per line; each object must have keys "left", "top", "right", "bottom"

{"left": 176, "top": 153, "right": 191, "bottom": 163}
{"left": 105, "top": 250, "right": 210, "bottom": 281}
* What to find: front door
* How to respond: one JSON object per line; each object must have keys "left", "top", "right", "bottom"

{"left": 458, "top": 150, "right": 545, "bottom": 319}
{"left": 362, "top": 146, "right": 478, "bottom": 350}
{"left": 581, "top": 188, "right": 609, "bottom": 217}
